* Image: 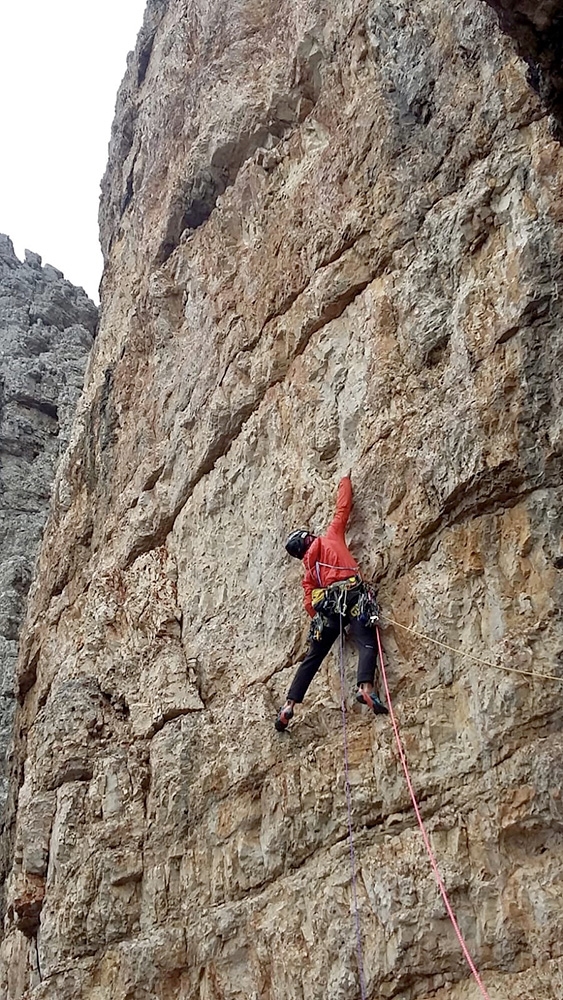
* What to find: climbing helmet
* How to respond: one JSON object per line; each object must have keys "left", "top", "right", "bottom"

{"left": 285, "top": 529, "right": 315, "bottom": 559}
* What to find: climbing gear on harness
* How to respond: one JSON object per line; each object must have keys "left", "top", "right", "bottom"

{"left": 356, "top": 686, "right": 388, "bottom": 715}
{"left": 285, "top": 529, "right": 315, "bottom": 559}
{"left": 308, "top": 612, "right": 331, "bottom": 643}
{"left": 312, "top": 576, "right": 362, "bottom": 616}
{"left": 313, "top": 577, "right": 379, "bottom": 622}
{"left": 275, "top": 703, "right": 294, "bottom": 732}
{"left": 354, "top": 582, "right": 380, "bottom": 627}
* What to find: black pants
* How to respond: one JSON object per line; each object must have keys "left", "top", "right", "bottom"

{"left": 287, "top": 612, "right": 378, "bottom": 703}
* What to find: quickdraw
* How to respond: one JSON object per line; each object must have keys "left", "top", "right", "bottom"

{"left": 308, "top": 612, "right": 331, "bottom": 642}
{"left": 353, "top": 581, "right": 380, "bottom": 627}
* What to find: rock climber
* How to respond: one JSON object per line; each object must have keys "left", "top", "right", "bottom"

{"left": 276, "top": 472, "right": 388, "bottom": 732}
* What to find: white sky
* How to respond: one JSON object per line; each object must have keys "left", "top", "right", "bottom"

{"left": 0, "top": 1, "right": 148, "bottom": 303}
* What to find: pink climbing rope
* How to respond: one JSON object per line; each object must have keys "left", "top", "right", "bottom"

{"left": 375, "top": 626, "right": 492, "bottom": 1000}
{"left": 338, "top": 618, "right": 368, "bottom": 1000}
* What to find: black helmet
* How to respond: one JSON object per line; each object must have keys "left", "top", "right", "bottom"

{"left": 285, "top": 529, "right": 315, "bottom": 559}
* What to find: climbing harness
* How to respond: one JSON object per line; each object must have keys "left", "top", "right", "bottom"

{"left": 376, "top": 627, "right": 492, "bottom": 1000}
{"left": 313, "top": 559, "right": 359, "bottom": 588}
{"left": 338, "top": 614, "right": 368, "bottom": 1000}
{"left": 380, "top": 612, "right": 563, "bottom": 684}
{"left": 313, "top": 576, "right": 379, "bottom": 615}
{"left": 313, "top": 576, "right": 362, "bottom": 615}
{"left": 310, "top": 578, "right": 378, "bottom": 643}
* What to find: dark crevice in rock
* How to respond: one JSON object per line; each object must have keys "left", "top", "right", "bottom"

{"left": 0, "top": 720, "right": 27, "bottom": 928}
{"left": 482, "top": 0, "right": 563, "bottom": 133}
{"left": 120, "top": 168, "right": 135, "bottom": 216}
{"left": 259, "top": 230, "right": 368, "bottom": 331}
{"left": 17, "top": 651, "right": 39, "bottom": 704}
{"left": 156, "top": 97, "right": 318, "bottom": 264}
{"left": 137, "top": 31, "right": 156, "bottom": 86}
{"left": 98, "top": 366, "right": 118, "bottom": 454}
{"left": 100, "top": 688, "right": 131, "bottom": 720}
{"left": 12, "top": 395, "right": 58, "bottom": 421}
{"left": 142, "top": 463, "right": 165, "bottom": 492}
{"left": 147, "top": 706, "right": 202, "bottom": 740}
{"left": 49, "top": 765, "right": 94, "bottom": 791}
{"left": 156, "top": 130, "right": 285, "bottom": 264}
{"left": 11, "top": 877, "right": 46, "bottom": 937}
{"left": 75, "top": 366, "right": 119, "bottom": 513}
{"left": 301, "top": 276, "right": 373, "bottom": 340}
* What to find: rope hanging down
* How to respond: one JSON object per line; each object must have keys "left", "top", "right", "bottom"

{"left": 379, "top": 613, "right": 563, "bottom": 684}
{"left": 338, "top": 617, "right": 368, "bottom": 1000}
{"left": 375, "top": 626, "right": 492, "bottom": 1000}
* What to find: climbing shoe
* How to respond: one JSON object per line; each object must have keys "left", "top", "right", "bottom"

{"left": 356, "top": 687, "right": 389, "bottom": 715}
{"left": 275, "top": 704, "right": 294, "bottom": 732}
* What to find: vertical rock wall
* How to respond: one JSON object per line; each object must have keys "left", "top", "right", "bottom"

{"left": 2, "top": 1, "right": 563, "bottom": 998}
{"left": 0, "top": 236, "right": 97, "bottom": 819}
{"left": 483, "top": 0, "right": 563, "bottom": 129}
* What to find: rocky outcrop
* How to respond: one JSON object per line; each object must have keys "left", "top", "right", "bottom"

{"left": 483, "top": 0, "right": 563, "bottom": 131}
{"left": 0, "top": 234, "right": 96, "bottom": 827}
{"left": 2, "top": 1, "right": 563, "bottom": 998}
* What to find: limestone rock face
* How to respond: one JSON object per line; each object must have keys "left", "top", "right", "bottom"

{"left": 0, "top": 236, "right": 97, "bottom": 826}
{"left": 3, "top": 1, "right": 563, "bottom": 998}
{"left": 483, "top": 0, "right": 563, "bottom": 129}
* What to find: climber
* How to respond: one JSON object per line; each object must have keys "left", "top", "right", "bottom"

{"left": 276, "top": 472, "right": 388, "bottom": 732}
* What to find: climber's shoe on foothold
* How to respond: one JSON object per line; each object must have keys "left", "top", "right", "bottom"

{"left": 356, "top": 687, "right": 389, "bottom": 715}
{"left": 275, "top": 704, "right": 294, "bottom": 732}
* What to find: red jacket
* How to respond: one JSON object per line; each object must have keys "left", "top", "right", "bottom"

{"left": 302, "top": 477, "right": 359, "bottom": 617}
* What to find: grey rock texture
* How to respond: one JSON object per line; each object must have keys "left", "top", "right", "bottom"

{"left": 0, "top": 235, "right": 97, "bottom": 819}
{"left": 483, "top": 0, "right": 563, "bottom": 130}
{"left": 3, "top": 1, "right": 563, "bottom": 998}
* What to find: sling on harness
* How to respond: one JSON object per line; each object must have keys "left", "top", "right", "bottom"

{"left": 310, "top": 578, "right": 380, "bottom": 641}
